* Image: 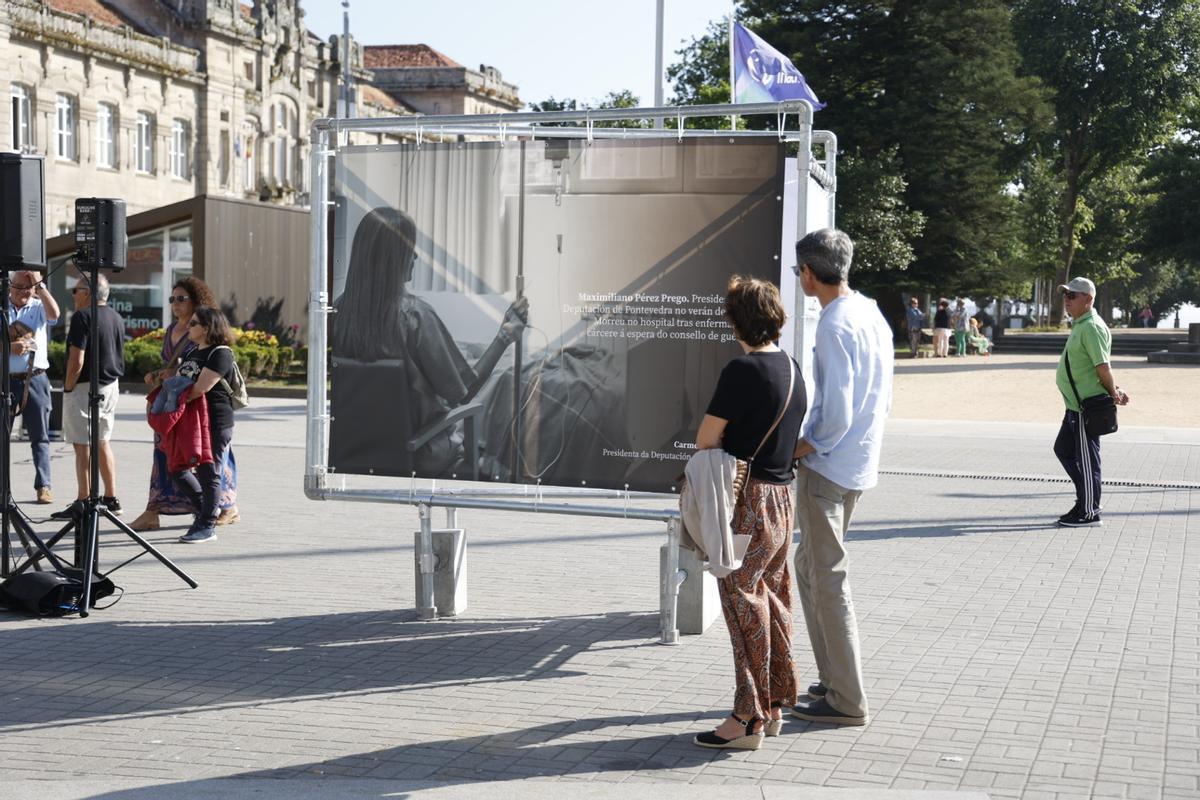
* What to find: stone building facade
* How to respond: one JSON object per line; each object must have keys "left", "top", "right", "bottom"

{"left": 1, "top": 0, "right": 404, "bottom": 235}
{"left": 2, "top": 0, "right": 520, "bottom": 339}
{"left": 364, "top": 44, "right": 521, "bottom": 117}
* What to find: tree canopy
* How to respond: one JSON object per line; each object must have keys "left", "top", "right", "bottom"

{"left": 534, "top": 1, "right": 1200, "bottom": 323}
{"left": 1013, "top": 0, "right": 1200, "bottom": 322}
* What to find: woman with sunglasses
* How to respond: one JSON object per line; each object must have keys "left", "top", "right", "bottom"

{"left": 129, "top": 277, "right": 239, "bottom": 531}
{"left": 172, "top": 305, "right": 240, "bottom": 543}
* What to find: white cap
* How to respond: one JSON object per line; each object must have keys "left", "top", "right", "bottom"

{"left": 1059, "top": 277, "right": 1096, "bottom": 296}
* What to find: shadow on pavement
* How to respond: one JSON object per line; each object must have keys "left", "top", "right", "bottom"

{"left": 74, "top": 712, "right": 743, "bottom": 795}
{"left": 0, "top": 610, "right": 660, "bottom": 730}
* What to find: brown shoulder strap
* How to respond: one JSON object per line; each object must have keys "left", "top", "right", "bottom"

{"left": 749, "top": 356, "right": 797, "bottom": 463}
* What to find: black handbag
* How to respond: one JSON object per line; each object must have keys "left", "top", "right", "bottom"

{"left": 1064, "top": 352, "right": 1118, "bottom": 437}
{"left": 0, "top": 567, "right": 117, "bottom": 616}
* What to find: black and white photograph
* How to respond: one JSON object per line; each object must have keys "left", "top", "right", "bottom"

{"left": 328, "top": 137, "right": 785, "bottom": 491}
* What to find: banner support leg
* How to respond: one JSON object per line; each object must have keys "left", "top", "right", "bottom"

{"left": 416, "top": 504, "right": 437, "bottom": 620}
{"left": 660, "top": 518, "right": 683, "bottom": 644}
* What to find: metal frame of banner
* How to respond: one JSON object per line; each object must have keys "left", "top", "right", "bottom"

{"left": 305, "top": 101, "right": 836, "bottom": 644}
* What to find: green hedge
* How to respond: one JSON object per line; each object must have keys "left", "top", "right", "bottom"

{"left": 116, "top": 331, "right": 305, "bottom": 382}
{"left": 45, "top": 332, "right": 307, "bottom": 382}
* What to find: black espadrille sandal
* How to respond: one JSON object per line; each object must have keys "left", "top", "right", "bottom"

{"left": 693, "top": 715, "right": 764, "bottom": 750}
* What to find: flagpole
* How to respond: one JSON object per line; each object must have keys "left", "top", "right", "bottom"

{"left": 654, "top": 0, "right": 664, "bottom": 129}
{"left": 728, "top": 4, "right": 737, "bottom": 130}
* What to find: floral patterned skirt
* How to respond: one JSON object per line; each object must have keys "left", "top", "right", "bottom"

{"left": 145, "top": 432, "right": 237, "bottom": 514}
{"left": 717, "top": 478, "right": 797, "bottom": 720}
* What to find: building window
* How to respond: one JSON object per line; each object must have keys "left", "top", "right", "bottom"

{"left": 169, "top": 119, "right": 190, "bottom": 179}
{"left": 136, "top": 112, "right": 154, "bottom": 172}
{"left": 277, "top": 134, "right": 288, "bottom": 185}
{"left": 241, "top": 121, "right": 257, "bottom": 191}
{"left": 55, "top": 94, "right": 76, "bottom": 160}
{"left": 293, "top": 143, "right": 304, "bottom": 192}
{"left": 96, "top": 103, "right": 117, "bottom": 168}
{"left": 218, "top": 129, "right": 230, "bottom": 188}
{"left": 10, "top": 84, "right": 32, "bottom": 150}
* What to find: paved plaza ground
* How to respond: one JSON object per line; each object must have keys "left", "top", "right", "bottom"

{"left": 1, "top": 354, "right": 1197, "bottom": 799}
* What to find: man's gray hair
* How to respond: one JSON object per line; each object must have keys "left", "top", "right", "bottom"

{"left": 79, "top": 273, "right": 111, "bottom": 302}
{"left": 94, "top": 273, "right": 110, "bottom": 302}
{"left": 794, "top": 228, "right": 854, "bottom": 285}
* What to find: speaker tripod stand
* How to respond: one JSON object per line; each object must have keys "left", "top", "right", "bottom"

{"left": 3, "top": 263, "right": 196, "bottom": 615}
{"left": 1, "top": 270, "right": 70, "bottom": 581}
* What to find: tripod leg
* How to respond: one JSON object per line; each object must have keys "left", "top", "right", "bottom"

{"left": 2, "top": 500, "right": 8, "bottom": 577}
{"left": 79, "top": 508, "right": 100, "bottom": 618}
{"left": 101, "top": 509, "right": 197, "bottom": 589}
{"left": 3, "top": 508, "right": 71, "bottom": 576}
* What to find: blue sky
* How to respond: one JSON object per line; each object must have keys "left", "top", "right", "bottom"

{"left": 302, "top": 0, "right": 734, "bottom": 108}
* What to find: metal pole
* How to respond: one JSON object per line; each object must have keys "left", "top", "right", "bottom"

{"left": 309, "top": 101, "right": 814, "bottom": 133}
{"left": 654, "top": 0, "right": 664, "bottom": 129}
{"left": 304, "top": 122, "right": 332, "bottom": 499}
{"left": 339, "top": 2, "right": 353, "bottom": 119}
{"left": 728, "top": 5, "right": 737, "bottom": 130}
{"left": 509, "top": 141, "right": 526, "bottom": 482}
{"left": 793, "top": 104, "right": 815, "bottom": 538}
{"left": 660, "top": 518, "right": 683, "bottom": 644}
{"left": 417, "top": 503, "right": 437, "bottom": 619}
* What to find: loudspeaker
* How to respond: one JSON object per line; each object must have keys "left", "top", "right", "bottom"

{"left": 0, "top": 153, "right": 46, "bottom": 270}
{"left": 74, "top": 198, "right": 126, "bottom": 271}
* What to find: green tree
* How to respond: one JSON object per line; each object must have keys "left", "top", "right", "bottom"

{"left": 667, "top": 19, "right": 733, "bottom": 128}
{"left": 880, "top": 0, "right": 1048, "bottom": 294}
{"left": 1070, "top": 163, "right": 1147, "bottom": 323}
{"left": 672, "top": 2, "right": 1048, "bottom": 297}
{"left": 1133, "top": 119, "right": 1200, "bottom": 319}
{"left": 528, "top": 96, "right": 578, "bottom": 114}
{"left": 1013, "top": 154, "right": 1067, "bottom": 292}
{"left": 1013, "top": 0, "right": 1200, "bottom": 324}
{"left": 838, "top": 148, "right": 926, "bottom": 289}
{"left": 1142, "top": 138, "right": 1200, "bottom": 269}
{"left": 528, "top": 91, "right": 648, "bottom": 127}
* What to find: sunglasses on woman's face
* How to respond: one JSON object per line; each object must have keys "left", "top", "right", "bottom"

{"left": 187, "top": 319, "right": 203, "bottom": 328}
{"left": 169, "top": 295, "right": 191, "bottom": 304}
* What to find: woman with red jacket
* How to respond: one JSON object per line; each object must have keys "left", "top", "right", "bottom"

{"left": 171, "top": 306, "right": 240, "bottom": 543}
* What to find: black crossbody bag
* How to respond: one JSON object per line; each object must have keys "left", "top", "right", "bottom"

{"left": 1064, "top": 351, "right": 1118, "bottom": 437}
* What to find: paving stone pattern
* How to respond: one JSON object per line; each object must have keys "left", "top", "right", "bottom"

{"left": 1, "top": 397, "right": 1196, "bottom": 799}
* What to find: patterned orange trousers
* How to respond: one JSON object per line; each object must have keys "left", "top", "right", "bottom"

{"left": 717, "top": 478, "right": 798, "bottom": 721}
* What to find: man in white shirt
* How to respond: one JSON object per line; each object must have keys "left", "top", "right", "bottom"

{"left": 790, "top": 228, "right": 894, "bottom": 726}
{"left": 6, "top": 270, "right": 60, "bottom": 504}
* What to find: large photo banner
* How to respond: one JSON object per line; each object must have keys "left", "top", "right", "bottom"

{"left": 329, "top": 137, "right": 785, "bottom": 492}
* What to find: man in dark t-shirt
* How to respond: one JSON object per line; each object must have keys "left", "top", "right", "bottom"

{"left": 52, "top": 274, "right": 126, "bottom": 519}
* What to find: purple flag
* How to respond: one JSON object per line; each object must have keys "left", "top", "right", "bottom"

{"left": 732, "top": 22, "right": 825, "bottom": 109}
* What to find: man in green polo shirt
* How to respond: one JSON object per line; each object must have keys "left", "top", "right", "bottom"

{"left": 1053, "top": 277, "right": 1130, "bottom": 527}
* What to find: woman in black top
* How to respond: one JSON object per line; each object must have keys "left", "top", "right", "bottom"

{"left": 692, "top": 276, "right": 807, "bottom": 751}
{"left": 933, "top": 298, "right": 952, "bottom": 357}
{"left": 173, "top": 306, "right": 238, "bottom": 543}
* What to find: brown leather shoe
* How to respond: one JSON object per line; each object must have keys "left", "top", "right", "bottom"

{"left": 216, "top": 506, "right": 240, "bottom": 526}
{"left": 36, "top": 487, "right": 53, "bottom": 504}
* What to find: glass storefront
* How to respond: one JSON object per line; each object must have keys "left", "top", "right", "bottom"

{"left": 47, "top": 222, "right": 192, "bottom": 339}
